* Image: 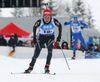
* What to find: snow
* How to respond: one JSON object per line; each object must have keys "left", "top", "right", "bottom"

{"left": 0, "top": 47, "right": 100, "bottom": 82}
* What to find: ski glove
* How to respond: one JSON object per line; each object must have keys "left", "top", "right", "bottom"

{"left": 33, "top": 37, "right": 36, "bottom": 44}
{"left": 64, "top": 22, "right": 67, "bottom": 25}
{"left": 81, "top": 26, "right": 84, "bottom": 29}
{"left": 56, "top": 35, "right": 61, "bottom": 42}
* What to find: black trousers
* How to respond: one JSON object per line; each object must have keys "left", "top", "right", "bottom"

{"left": 30, "top": 35, "right": 54, "bottom": 67}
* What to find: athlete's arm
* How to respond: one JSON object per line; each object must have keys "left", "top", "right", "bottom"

{"left": 80, "top": 20, "right": 88, "bottom": 28}
{"left": 54, "top": 18, "right": 62, "bottom": 37}
{"left": 64, "top": 20, "right": 72, "bottom": 26}
{"left": 33, "top": 20, "right": 41, "bottom": 38}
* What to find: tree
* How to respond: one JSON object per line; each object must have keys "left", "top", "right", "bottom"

{"left": 48, "top": 0, "right": 58, "bottom": 16}
{"left": 72, "top": 0, "right": 86, "bottom": 21}
{"left": 56, "top": 0, "right": 66, "bottom": 16}
{"left": 28, "top": 0, "right": 44, "bottom": 17}
{"left": 11, "top": 8, "right": 24, "bottom": 17}
{"left": 39, "top": 0, "right": 45, "bottom": 16}
{"left": 65, "top": 2, "right": 73, "bottom": 19}
{"left": 86, "top": 5, "right": 95, "bottom": 28}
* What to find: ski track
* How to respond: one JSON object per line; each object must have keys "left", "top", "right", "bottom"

{"left": 0, "top": 55, "right": 100, "bottom": 82}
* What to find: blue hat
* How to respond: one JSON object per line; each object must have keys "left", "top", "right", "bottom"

{"left": 73, "top": 15, "right": 78, "bottom": 20}
{"left": 89, "top": 36, "right": 93, "bottom": 42}
{"left": 0, "top": 34, "right": 3, "bottom": 37}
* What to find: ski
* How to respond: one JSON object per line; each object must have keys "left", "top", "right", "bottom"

{"left": 11, "top": 72, "right": 29, "bottom": 74}
{"left": 43, "top": 73, "right": 56, "bottom": 75}
{"left": 11, "top": 72, "right": 56, "bottom": 75}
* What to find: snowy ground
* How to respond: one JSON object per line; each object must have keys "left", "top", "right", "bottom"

{"left": 0, "top": 48, "right": 100, "bottom": 82}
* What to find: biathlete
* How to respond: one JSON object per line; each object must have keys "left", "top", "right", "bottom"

{"left": 64, "top": 16, "right": 89, "bottom": 59}
{"left": 24, "top": 9, "right": 62, "bottom": 73}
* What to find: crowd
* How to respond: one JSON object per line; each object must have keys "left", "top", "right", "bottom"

{"left": 0, "top": 33, "right": 34, "bottom": 48}
{"left": 0, "top": 33, "right": 100, "bottom": 52}
{"left": 53, "top": 37, "right": 100, "bottom": 52}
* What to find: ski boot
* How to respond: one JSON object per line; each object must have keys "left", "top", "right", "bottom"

{"left": 44, "top": 63, "right": 50, "bottom": 74}
{"left": 86, "top": 49, "right": 90, "bottom": 53}
{"left": 71, "top": 53, "right": 76, "bottom": 60}
{"left": 24, "top": 66, "right": 33, "bottom": 73}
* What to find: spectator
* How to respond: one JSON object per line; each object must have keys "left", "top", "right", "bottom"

{"left": 76, "top": 44, "right": 79, "bottom": 50}
{"left": 0, "top": 34, "right": 7, "bottom": 46}
{"left": 70, "top": 42, "right": 73, "bottom": 50}
{"left": 25, "top": 40, "right": 32, "bottom": 47}
{"left": 95, "top": 45, "right": 100, "bottom": 52}
{"left": 53, "top": 42, "right": 61, "bottom": 49}
{"left": 8, "top": 34, "right": 17, "bottom": 49}
{"left": 14, "top": 33, "right": 18, "bottom": 42}
{"left": 30, "top": 40, "right": 34, "bottom": 47}
{"left": 17, "top": 40, "right": 23, "bottom": 46}
{"left": 79, "top": 42, "right": 85, "bottom": 52}
{"left": 61, "top": 40, "right": 69, "bottom": 49}
{"left": 80, "top": 42, "right": 84, "bottom": 49}
{"left": 70, "top": 42, "right": 79, "bottom": 50}
{"left": 86, "top": 36, "right": 95, "bottom": 52}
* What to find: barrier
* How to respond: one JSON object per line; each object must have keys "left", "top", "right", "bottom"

{"left": 0, "top": 46, "right": 84, "bottom": 59}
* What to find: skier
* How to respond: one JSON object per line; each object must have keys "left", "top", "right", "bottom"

{"left": 24, "top": 9, "right": 62, "bottom": 73}
{"left": 64, "top": 15, "right": 89, "bottom": 59}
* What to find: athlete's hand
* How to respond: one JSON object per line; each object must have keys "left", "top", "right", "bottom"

{"left": 81, "top": 26, "right": 84, "bottom": 29}
{"left": 56, "top": 36, "right": 61, "bottom": 42}
{"left": 33, "top": 37, "right": 36, "bottom": 44}
{"left": 64, "top": 22, "right": 67, "bottom": 25}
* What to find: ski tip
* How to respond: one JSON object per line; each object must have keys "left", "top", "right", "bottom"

{"left": 44, "top": 72, "right": 56, "bottom": 75}
{"left": 11, "top": 72, "right": 13, "bottom": 74}
{"left": 53, "top": 73, "right": 56, "bottom": 75}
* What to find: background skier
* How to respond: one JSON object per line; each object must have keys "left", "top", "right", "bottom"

{"left": 64, "top": 15, "right": 89, "bottom": 59}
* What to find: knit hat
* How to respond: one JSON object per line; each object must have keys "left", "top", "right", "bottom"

{"left": 43, "top": 9, "right": 51, "bottom": 16}
{"left": 0, "top": 34, "right": 3, "bottom": 37}
{"left": 11, "top": 33, "right": 15, "bottom": 37}
{"left": 73, "top": 15, "right": 78, "bottom": 20}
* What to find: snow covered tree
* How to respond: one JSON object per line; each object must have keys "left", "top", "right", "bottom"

{"left": 11, "top": 8, "right": 24, "bottom": 17}
{"left": 86, "top": 5, "right": 95, "bottom": 28}
{"left": 72, "top": 0, "right": 86, "bottom": 21}
{"left": 39, "top": 0, "right": 45, "bottom": 16}
{"left": 28, "top": 0, "right": 44, "bottom": 17}
{"left": 65, "top": 2, "right": 73, "bottom": 19}
{"left": 48, "top": 0, "right": 58, "bottom": 16}
{"left": 56, "top": 0, "right": 66, "bottom": 16}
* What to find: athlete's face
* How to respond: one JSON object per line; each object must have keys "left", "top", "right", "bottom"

{"left": 43, "top": 15, "right": 51, "bottom": 23}
{"left": 74, "top": 20, "right": 78, "bottom": 23}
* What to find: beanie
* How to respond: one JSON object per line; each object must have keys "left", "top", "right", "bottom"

{"left": 0, "top": 34, "right": 3, "bottom": 37}
{"left": 73, "top": 15, "right": 78, "bottom": 20}
{"left": 43, "top": 9, "right": 51, "bottom": 16}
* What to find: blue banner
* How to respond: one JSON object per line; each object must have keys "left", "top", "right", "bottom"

{"left": 85, "top": 52, "right": 100, "bottom": 59}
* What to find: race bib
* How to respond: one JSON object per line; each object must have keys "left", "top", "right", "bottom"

{"left": 43, "top": 30, "right": 53, "bottom": 34}
{"left": 72, "top": 26, "right": 81, "bottom": 33}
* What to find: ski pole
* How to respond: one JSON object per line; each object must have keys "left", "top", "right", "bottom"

{"left": 83, "top": 29, "right": 89, "bottom": 37}
{"left": 54, "top": 41, "right": 70, "bottom": 70}
{"left": 60, "top": 47, "right": 70, "bottom": 70}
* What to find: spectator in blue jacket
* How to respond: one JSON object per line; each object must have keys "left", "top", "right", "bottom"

{"left": 86, "top": 36, "right": 95, "bottom": 52}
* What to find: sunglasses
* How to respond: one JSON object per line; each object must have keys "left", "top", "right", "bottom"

{"left": 74, "top": 17, "right": 77, "bottom": 18}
